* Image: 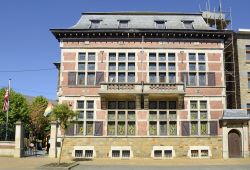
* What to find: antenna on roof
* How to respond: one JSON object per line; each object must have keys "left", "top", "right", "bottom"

{"left": 207, "top": 0, "right": 211, "bottom": 11}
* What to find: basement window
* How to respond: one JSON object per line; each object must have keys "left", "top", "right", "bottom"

{"left": 75, "top": 150, "right": 83, "bottom": 158}
{"left": 112, "top": 150, "right": 120, "bottom": 158}
{"left": 183, "top": 20, "right": 194, "bottom": 29}
{"left": 110, "top": 146, "right": 132, "bottom": 159}
{"left": 188, "top": 146, "right": 211, "bottom": 158}
{"left": 152, "top": 146, "right": 175, "bottom": 159}
{"left": 118, "top": 20, "right": 129, "bottom": 29}
{"left": 191, "top": 150, "right": 199, "bottom": 158}
{"left": 155, "top": 20, "right": 166, "bottom": 29}
{"left": 90, "top": 20, "right": 101, "bottom": 29}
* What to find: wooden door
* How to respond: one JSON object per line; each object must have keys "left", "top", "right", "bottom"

{"left": 228, "top": 130, "right": 242, "bottom": 158}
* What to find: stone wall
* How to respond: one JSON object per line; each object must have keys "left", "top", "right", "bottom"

{"left": 0, "top": 141, "right": 15, "bottom": 157}
{"left": 60, "top": 136, "right": 223, "bottom": 160}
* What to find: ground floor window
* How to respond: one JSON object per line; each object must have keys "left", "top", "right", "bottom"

{"left": 110, "top": 146, "right": 132, "bottom": 159}
{"left": 151, "top": 146, "right": 175, "bottom": 159}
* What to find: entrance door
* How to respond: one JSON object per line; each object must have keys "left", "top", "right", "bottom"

{"left": 228, "top": 129, "right": 242, "bottom": 158}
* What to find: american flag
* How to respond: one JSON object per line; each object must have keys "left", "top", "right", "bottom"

{"left": 2, "top": 89, "right": 9, "bottom": 112}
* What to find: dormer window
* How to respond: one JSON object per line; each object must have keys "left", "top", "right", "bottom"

{"left": 118, "top": 20, "right": 129, "bottom": 29}
{"left": 90, "top": 20, "right": 101, "bottom": 29}
{"left": 155, "top": 21, "right": 166, "bottom": 29}
{"left": 182, "top": 21, "right": 194, "bottom": 29}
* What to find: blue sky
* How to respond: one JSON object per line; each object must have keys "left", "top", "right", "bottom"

{"left": 0, "top": 0, "right": 249, "bottom": 100}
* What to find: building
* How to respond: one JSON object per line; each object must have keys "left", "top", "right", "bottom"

{"left": 50, "top": 11, "right": 249, "bottom": 160}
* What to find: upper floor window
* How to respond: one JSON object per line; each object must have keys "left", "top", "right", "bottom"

{"left": 155, "top": 21, "right": 165, "bottom": 29}
{"left": 118, "top": 20, "right": 129, "bottom": 28}
{"left": 246, "top": 45, "right": 250, "bottom": 60}
{"left": 78, "top": 53, "right": 86, "bottom": 61}
{"left": 183, "top": 21, "right": 194, "bottom": 29}
{"left": 90, "top": 20, "right": 101, "bottom": 29}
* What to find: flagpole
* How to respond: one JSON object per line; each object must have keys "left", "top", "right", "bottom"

{"left": 5, "top": 79, "right": 11, "bottom": 141}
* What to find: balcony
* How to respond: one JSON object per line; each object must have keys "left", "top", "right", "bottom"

{"left": 99, "top": 82, "right": 185, "bottom": 97}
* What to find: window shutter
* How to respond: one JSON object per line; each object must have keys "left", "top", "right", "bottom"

{"left": 96, "top": 72, "right": 104, "bottom": 85}
{"left": 94, "top": 121, "right": 103, "bottom": 136}
{"left": 208, "top": 72, "right": 216, "bottom": 86}
{"left": 68, "top": 72, "right": 76, "bottom": 86}
{"left": 181, "top": 121, "right": 190, "bottom": 136}
{"left": 210, "top": 121, "right": 218, "bottom": 136}
{"left": 180, "top": 72, "right": 188, "bottom": 85}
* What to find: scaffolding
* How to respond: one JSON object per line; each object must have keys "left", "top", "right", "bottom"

{"left": 202, "top": 8, "right": 240, "bottom": 109}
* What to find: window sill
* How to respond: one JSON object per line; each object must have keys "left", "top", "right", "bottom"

{"left": 66, "top": 85, "right": 101, "bottom": 88}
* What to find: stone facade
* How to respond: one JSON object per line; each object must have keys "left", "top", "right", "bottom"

{"left": 50, "top": 12, "right": 236, "bottom": 160}
{"left": 60, "top": 137, "right": 223, "bottom": 160}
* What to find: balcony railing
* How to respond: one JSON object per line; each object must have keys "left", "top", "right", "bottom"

{"left": 99, "top": 82, "right": 185, "bottom": 95}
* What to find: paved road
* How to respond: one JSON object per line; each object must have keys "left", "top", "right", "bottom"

{"left": 74, "top": 165, "right": 250, "bottom": 170}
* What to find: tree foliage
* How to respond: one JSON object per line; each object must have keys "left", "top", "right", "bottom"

{"left": 51, "top": 103, "right": 75, "bottom": 130}
{"left": 0, "top": 88, "right": 29, "bottom": 125}
{"left": 29, "top": 96, "right": 49, "bottom": 137}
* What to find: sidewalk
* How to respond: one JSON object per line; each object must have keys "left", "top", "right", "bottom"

{"left": 0, "top": 157, "right": 250, "bottom": 170}
{"left": 80, "top": 157, "right": 250, "bottom": 166}
{"left": 0, "top": 157, "right": 56, "bottom": 170}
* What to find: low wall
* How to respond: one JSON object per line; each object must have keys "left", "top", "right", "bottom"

{"left": 0, "top": 141, "right": 15, "bottom": 157}
{"left": 60, "top": 137, "right": 223, "bottom": 160}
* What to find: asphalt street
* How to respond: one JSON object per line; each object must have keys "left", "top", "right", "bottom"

{"left": 74, "top": 165, "right": 250, "bottom": 170}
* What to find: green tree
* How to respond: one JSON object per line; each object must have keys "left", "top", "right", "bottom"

{"left": 0, "top": 88, "right": 29, "bottom": 125}
{"left": 29, "top": 96, "right": 49, "bottom": 139}
{"left": 50, "top": 103, "right": 76, "bottom": 164}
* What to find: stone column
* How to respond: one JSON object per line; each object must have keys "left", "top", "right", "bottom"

{"left": 135, "top": 95, "right": 141, "bottom": 110}
{"left": 222, "top": 124, "right": 229, "bottom": 159}
{"left": 243, "top": 124, "right": 249, "bottom": 157}
{"left": 49, "top": 121, "right": 58, "bottom": 158}
{"left": 144, "top": 95, "right": 149, "bottom": 110}
{"left": 14, "top": 121, "right": 24, "bottom": 158}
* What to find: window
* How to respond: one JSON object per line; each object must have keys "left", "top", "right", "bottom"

{"left": 109, "top": 53, "right": 116, "bottom": 61}
{"left": 159, "top": 73, "right": 166, "bottom": 83}
{"left": 119, "top": 20, "right": 129, "bottom": 28}
{"left": 109, "top": 63, "right": 116, "bottom": 71}
{"left": 189, "top": 146, "right": 210, "bottom": 158}
{"left": 90, "top": 20, "right": 101, "bottom": 29}
{"left": 109, "top": 72, "right": 116, "bottom": 82}
{"left": 189, "top": 53, "right": 196, "bottom": 61}
{"left": 159, "top": 63, "right": 166, "bottom": 71}
{"left": 159, "top": 53, "right": 166, "bottom": 61}
{"left": 168, "top": 53, "right": 175, "bottom": 61}
{"left": 110, "top": 147, "right": 132, "bottom": 159}
{"left": 118, "top": 53, "right": 126, "bottom": 61}
{"left": 189, "top": 101, "right": 208, "bottom": 136}
{"left": 75, "top": 150, "right": 83, "bottom": 158}
{"left": 149, "top": 63, "right": 156, "bottom": 71}
{"left": 71, "top": 100, "right": 100, "bottom": 136}
{"left": 168, "top": 63, "right": 175, "bottom": 71}
{"left": 78, "top": 53, "right": 86, "bottom": 60}
{"left": 189, "top": 63, "right": 196, "bottom": 71}
{"left": 149, "top": 53, "right": 156, "bottom": 61}
{"left": 152, "top": 146, "right": 174, "bottom": 159}
{"left": 198, "top": 53, "right": 205, "bottom": 61}
{"left": 247, "top": 104, "right": 250, "bottom": 115}
{"left": 78, "top": 63, "right": 85, "bottom": 70}
{"left": 77, "top": 101, "right": 84, "bottom": 109}
{"left": 78, "top": 73, "right": 85, "bottom": 85}
{"left": 149, "top": 73, "right": 157, "bottom": 83}
{"left": 88, "top": 53, "right": 95, "bottom": 61}
{"left": 87, "top": 63, "right": 95, "bottom": 70}
{"left": 128, "top": 73, "right": 135, "bottom": 82}
{"left": 87, "top": 73, "right": 95, "bottom": 85}
{"left": 199, "top": 73, "right": 206, "bottom": 86}
{"left": 183, "top": 21, "right": 193, "bottom": 29}
{"left": 149, "top": 101, "right": 177, "bottom": 136}
{"left": 248, "top": 72, "right": 250, "bottom": 89}
{"left": 128, "top": 53, "right": 135, "bottom": 61}
{"left": 155, "top": 21, "right": 165, "bottom": 29}
{"left": 128, "top": 63, "right": 135, "bottom": 70}
{"left": 107, "top": 101, "right": 136, "bottom": 136}
{"left": 199, "top": 63, "right": 206, "bottom": 71}
{"left": 169, "top": 73, "right": 176, "bottom": 83}
{"left": 118, "top": 73, "right": 125, "bottom": 82}
{"left": 118, "top": 63, "right": 126, "bottom": 71}
{"left": 189, "top": 73, "right": 196, "bottom": 86}
{"left": 246, "top": 46, "right": 250, "bottom": 60}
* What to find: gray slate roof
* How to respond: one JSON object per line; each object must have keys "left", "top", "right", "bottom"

{"left": 222, "top": 109, "right": 250, "bottom": 120}
{"left": 70, "top": 12, "right": 213, "bottom": 30}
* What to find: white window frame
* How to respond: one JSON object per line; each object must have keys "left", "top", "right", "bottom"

{"left": 151, "top": 146, "right": 175, "bottom": 159}
{"left": 109, "top": 146, "right": 133, "bottom": 159}
{"left": 188, "top": 146, "right": 211, "bottom": 158}
{"left": 72, "top": 146, "right": 96, "bottom": 159}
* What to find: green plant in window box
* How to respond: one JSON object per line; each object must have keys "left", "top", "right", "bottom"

{"left": 149, "top": 123, "right": 157, "bottom": 135}
{"left": 128, "top": 123, "right": 135, "bottom": 135}
{"left": 118, "top": 123, "right": 125, "bottom": 135}
{"left": 169, "top": 123, "right": 177, "bottom": 135}
{"left": 108, "top": 124, "right": 115, "bottom": 135}
{"left": 86, "top": 123, "right": 93, "bottom": 135}
{"left": 201, "top": 123, "right": 207, "bottom": 135}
